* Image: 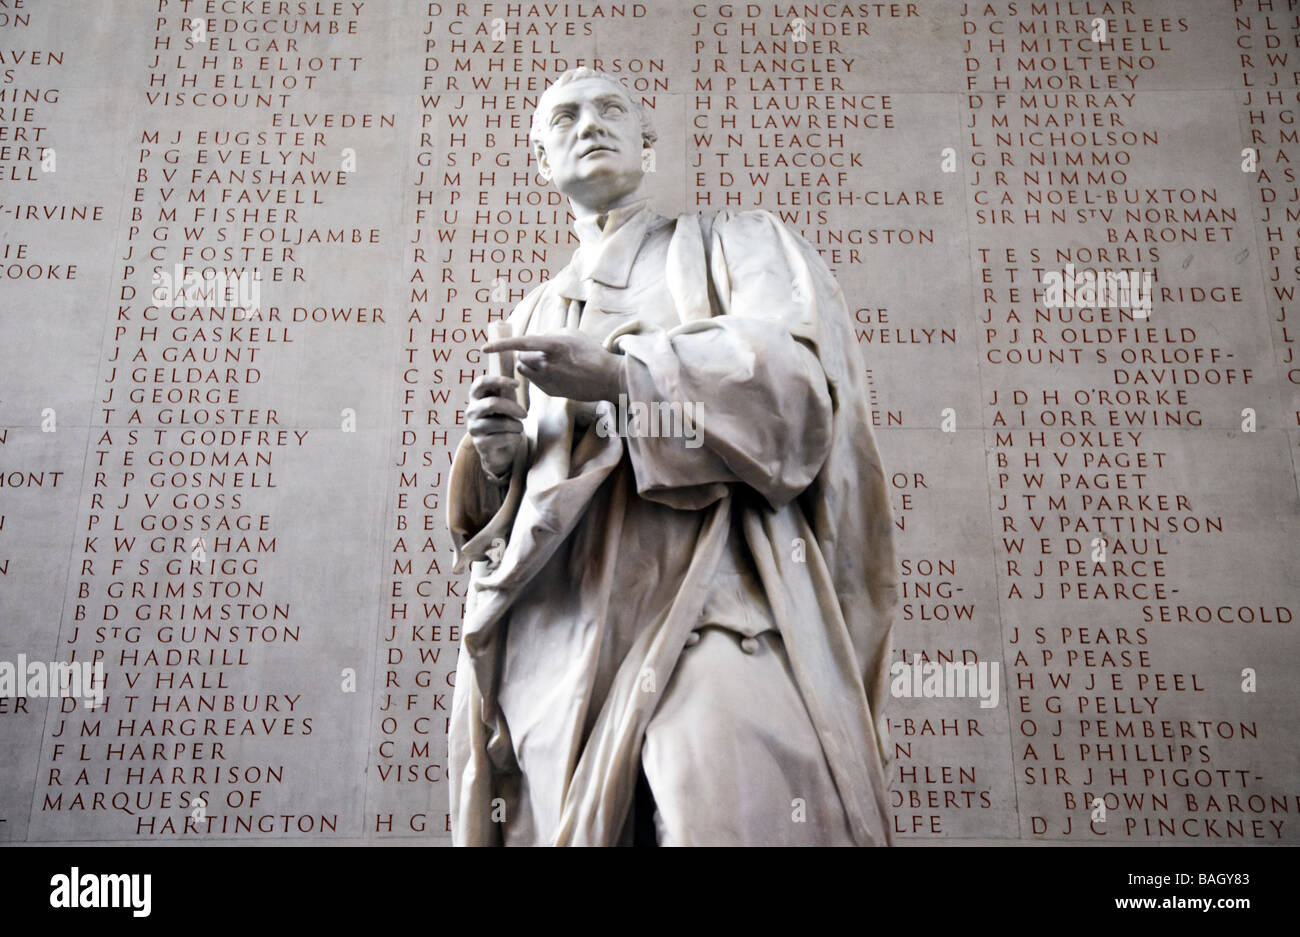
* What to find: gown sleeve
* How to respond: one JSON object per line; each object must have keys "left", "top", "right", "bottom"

{"left": 613, "top": 210, "right": 835, "bottom": 512}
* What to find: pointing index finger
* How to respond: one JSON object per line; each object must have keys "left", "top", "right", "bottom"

{"left": 483, "top": 336, "right": 555, "bottom": 354}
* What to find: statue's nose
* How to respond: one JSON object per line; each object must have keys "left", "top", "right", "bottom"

{"left": 576, "top": 109, "right": 607, "bottom": 138}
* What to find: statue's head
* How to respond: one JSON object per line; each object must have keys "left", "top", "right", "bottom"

{"left": 530, "top": 68, "right": 658, "bottom": 214}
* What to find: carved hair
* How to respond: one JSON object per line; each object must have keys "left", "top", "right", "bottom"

{"left": 529, "top": 68, "right": 658, "bottom": 162}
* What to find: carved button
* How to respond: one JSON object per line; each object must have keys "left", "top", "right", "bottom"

{"left": 685, "top": 631, "right": 701, "bottom": 647}
{"left": 740, "top": 637, "right": 759, "bottom": 655}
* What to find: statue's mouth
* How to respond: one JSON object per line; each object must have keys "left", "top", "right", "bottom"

{"left": 580, "top": 144, "right": 616, "bottom": 157}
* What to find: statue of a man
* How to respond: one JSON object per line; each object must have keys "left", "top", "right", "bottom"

{"left": 446, "top": 67, "right": 898, "bottom": 846}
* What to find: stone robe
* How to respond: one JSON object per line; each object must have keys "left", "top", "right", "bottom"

{"left": 446, "top": 203, "right": 898, "bottom": 846}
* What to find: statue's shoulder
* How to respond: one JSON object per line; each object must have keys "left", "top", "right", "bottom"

{"left": 691, "top": 208, "right": 827, "bottom": 272}
{"left": 691, "top": 208, "right": 805, "bottom": 249}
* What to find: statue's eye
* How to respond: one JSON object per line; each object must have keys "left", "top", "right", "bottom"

{"left": 551, "top": 111, "right": 574, "bottom": 127}
{"left": 603, "top": 102, "right": 626, "bottom": 116}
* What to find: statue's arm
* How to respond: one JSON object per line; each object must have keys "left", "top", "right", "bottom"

{"left": 613, "top": 211, "right": 836, "bottom": 510}
{"left": 448, "top": 433, "right": 511, "bottom": 541}
{"left": 445, "top": 290, "right": 542, "bottom": 567}
{"left": 616, "top": 319, "right": 833, "bottom": 511}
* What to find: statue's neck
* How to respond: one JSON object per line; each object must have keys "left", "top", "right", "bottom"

{"left": 570, "top": 190, "right": 645, "bottom": 223}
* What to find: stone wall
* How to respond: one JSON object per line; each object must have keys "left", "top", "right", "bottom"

{"left": 0, "top": 0, "right": 1296, "bottom": 844}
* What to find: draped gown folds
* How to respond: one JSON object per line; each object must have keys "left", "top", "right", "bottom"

{"left": 446, "top": 205, "right": 898, "bottom": 846}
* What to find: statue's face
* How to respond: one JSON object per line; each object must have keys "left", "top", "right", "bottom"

{"left": 535, "top": 79, "right": 645, "bottom": 210}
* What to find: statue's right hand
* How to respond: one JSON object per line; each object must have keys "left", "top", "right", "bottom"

{"left": 467, "top": 374, "right": 525, "bottom": 478}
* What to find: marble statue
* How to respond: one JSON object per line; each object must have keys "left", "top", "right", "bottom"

{"left": 446, "top": 67, "right": 898, "bottom": 846}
